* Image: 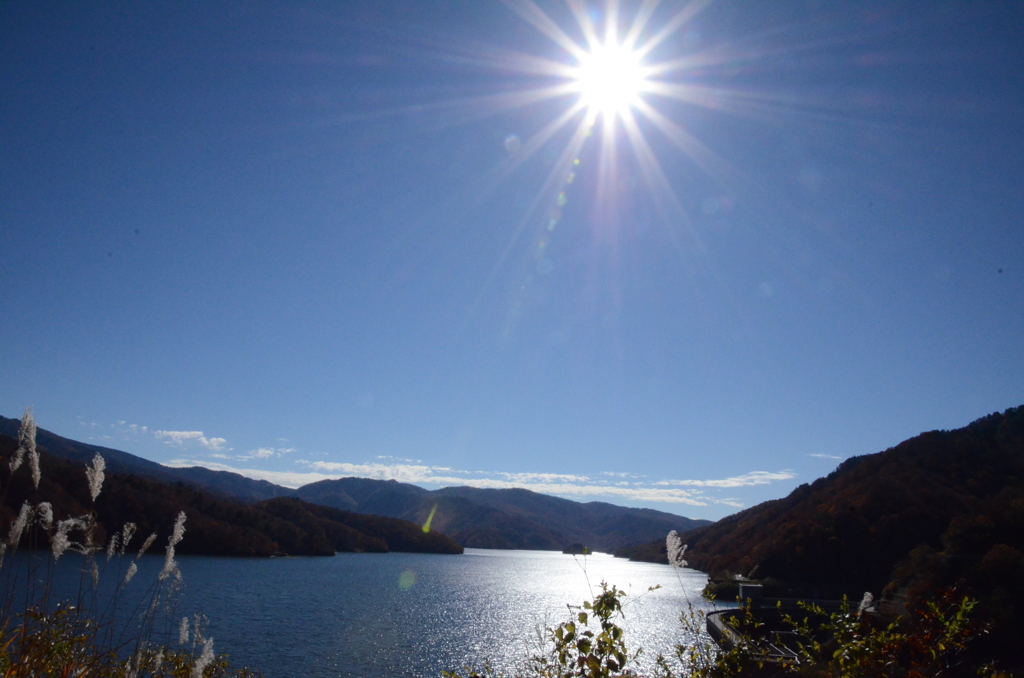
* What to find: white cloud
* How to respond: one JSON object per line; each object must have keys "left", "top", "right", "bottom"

{"left": 653, "top": 470, "right": 797, "bottom": 488}
{"left": 236, "top": 446, "right": 297, "bottom": 460}
{"left": 154, "top": 430, "right": 229, "bottom": 452}
{"left": 497, "top": 471, "right": 591, "bottom": 483}
{"left": 154, "top": 430, "right": 203, "bottom": 444}
{"left": 808, "top": 453, "right": 843, "bottom": 460}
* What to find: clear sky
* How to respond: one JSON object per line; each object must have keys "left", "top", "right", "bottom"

{"left": 2, "top": 1, "right": 1022, "bottom": 520}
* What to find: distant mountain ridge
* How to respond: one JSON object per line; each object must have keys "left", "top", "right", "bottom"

{"left": 294, "top": 479, "right": 708, "bottom": 552}
{"left": 0, "top": 434, "right": 463, "bottom": 556}
{"left": 0, "top": 416, "right": 709, "bottom": 552}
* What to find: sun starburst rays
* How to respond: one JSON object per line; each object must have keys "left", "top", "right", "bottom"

{"left": 493, "top": 0, "right": 725, "bottom": 232}
{"left": 444, "top": 0, "right": 755, "bottom": 326}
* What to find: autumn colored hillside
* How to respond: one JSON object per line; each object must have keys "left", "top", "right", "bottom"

{"left": 676, "top": 406, "right": 1023, "bottom": 597}
{"left": 620, "top": 405, "right": 1024, "bottom": 667}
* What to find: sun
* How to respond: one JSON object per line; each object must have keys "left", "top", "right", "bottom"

{"left": 471, "top": 0, "right": 732, "bottom": 251}
{"left": 573, "top": 41, "right": 648, "bottom": 119}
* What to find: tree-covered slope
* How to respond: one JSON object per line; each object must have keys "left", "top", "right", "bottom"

{"left": 619, "top": 406, "right": 1024, "bottom": 615}
{"left": 0, "top": 435, "right": 463, "bottom": 557}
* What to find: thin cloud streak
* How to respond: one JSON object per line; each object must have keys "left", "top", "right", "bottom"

{"left": 654, "top": 470, "right": 797, "bottom": 488}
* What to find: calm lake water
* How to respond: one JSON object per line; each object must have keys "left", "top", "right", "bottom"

{"left": 12, "top": 549, "right": 720, "bottom": 677}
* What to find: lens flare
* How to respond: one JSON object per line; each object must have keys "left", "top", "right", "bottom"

{"left": 398, "top": 570, "right": 417, "bottom": 590}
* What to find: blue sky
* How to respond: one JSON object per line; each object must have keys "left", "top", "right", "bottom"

{"left": 2, "top": 1, "right": 1022, "bottom": 520}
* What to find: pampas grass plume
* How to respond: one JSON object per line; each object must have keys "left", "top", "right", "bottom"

{"left": 124, "top": 561, "right": 138, "bottom": 585}
{"left": 8, "top": 501, "right": 32, "bottom": 547}
{"left": 86, "top": 453, "right": 106, "bottom": 502}
{"left": 138, "top": 532, "right": 157, "bottom": 558}
{"left": 666, "top": 530, "right": 688, "bottom": 569}
{"left": 192, "top": 638, "right": 215, "bottom": 678}
{"left": 179, "top": 616, "right": 191, "bottom": 645}
{"left": 10, "top": 407, "right": 36, "bottom": 475}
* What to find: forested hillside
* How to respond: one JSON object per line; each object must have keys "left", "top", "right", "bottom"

{"left": 0, "top": 435, "right": 463, "bottom": 557}
{"left": 620, "top": 406, "right": 1024, "bottom": 664}
{"left": 678, "top": 407, "right": 1023, "bottom": 596}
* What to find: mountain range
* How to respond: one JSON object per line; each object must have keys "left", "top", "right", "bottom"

{"left": 0, "top": 416, "right": 708, "bottom": 552}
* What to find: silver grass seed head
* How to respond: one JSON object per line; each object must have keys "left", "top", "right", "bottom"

{"left": 82, "top": 516, "right": 99, "bottom": 554}
{"left": 153, "top": 648, "right": 163, "bottom": 673}
{"left": 138, "top": 532, "right": 157, "bottom": 558}
{"left": 126, "top": 646, "right": 145, "bottom": 678}
{"left": 193, "top": 613, "right": 208, "bottom": 645}
{"left": 179, "top": 616, "right": 190, "bottom": 645}
{"left": 11, "top": 408, "right": 36, "bottom": 475}
{"left": 51, "top": 529, "right": 70, "bottom": 561}
{"left": 167, "top": 566, "right": 184, "bottom": 596}
{"left": 8, "top": 446, "right": 24, "bottom": 473}
{"left": 120, "top": 522, "right": 137, "bottom": 554}
{"left": 28, "top": 447, "right": 40, "bottom": 490}
{"left": 106, "top": 532, "right": 119, "bottom": 561}
{"left": 123, "top": 561, "right": 138, "bottom": 585}
{"left": 36, "top": 502, "right": 53, "bottom": 530}
{"left": 666, "top": 530, "right": 688, "bottom": 569}
{"left": 192, "top": 638, "right": 215, "bottom": 678}
{"left": 170, "top": 511, "right": 186, "bottom": 547}
{"left": 52, "top": 517, "right": 86, "bottom": 561}
{"left": 90, "top": 558, "right": 100, "bottom": 588}
{"left": 86, "top": 453, "right": 105, "bottom": 502}
{"left": 8, "top": 502, "right": 33, "bottom": 547}
{"left": 159, "top": 544, "right": 177, "bottom": 582}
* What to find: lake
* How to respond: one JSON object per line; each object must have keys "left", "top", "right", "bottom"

{"left": 12, "top": 549, "right": 719, "bottom": 677}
